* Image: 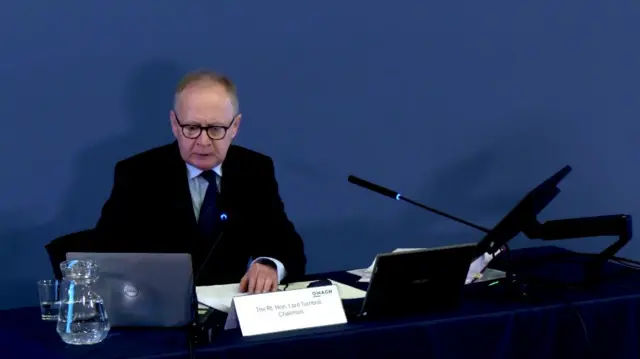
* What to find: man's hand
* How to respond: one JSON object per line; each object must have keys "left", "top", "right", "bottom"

{"left": 239, "top": 262, "right": 278, "bottom": 293}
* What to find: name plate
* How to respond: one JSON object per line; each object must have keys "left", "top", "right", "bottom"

{"left": 224, "top": 285, "right": 347, "bottom": 336}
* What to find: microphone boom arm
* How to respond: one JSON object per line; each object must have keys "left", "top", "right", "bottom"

{"left": 348, "top": 174, "right": 491, "bottom": 234}
{"left": 399, "top": 196, "right": 491, "bottom": 233}
{"left": 522, "top": 214, "right": 633, "bottom": 283}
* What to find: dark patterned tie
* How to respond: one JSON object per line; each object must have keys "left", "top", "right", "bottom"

{"left": 197, "top": 170, "right": 219, "bottom": 239}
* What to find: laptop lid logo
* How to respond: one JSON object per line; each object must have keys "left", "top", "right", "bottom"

{"left": 124, "top": 285, "right": 139, "bottom": 297}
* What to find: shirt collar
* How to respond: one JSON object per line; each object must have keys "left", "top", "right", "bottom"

{"left": 186, "top": 163, "right": 222, "bottom": 180}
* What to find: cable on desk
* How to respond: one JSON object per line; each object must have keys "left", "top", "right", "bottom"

{"left": 500, "top": 244, "right": 520, "bottom": 296}
{"left": 566, "top": 302, "right": 591, "bottom": 359}
{"left": 188, "top": 325, "right": 196, "bottom": 359}
{"left": 611, "top": 256, "right": 640, "bottom": 270}
{"left": 612, "top": 256, "right": 640, "bottom": 266}
{"left": 503, "top": 244, "right": 512, "bottom": 270}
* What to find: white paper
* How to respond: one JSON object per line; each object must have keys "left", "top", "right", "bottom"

{"left": 347, "top": 268, "right": 370, "bottom": 281}
{"left": 357, "top": 272, "right": 372, "bottom": 283}
{"left": 465, "top": 249, "right": 502, "bottom": 284}
{"left": 228, "top": 285, "right": 347, "bottom": 336}
{"left": 198, "top": 279, "right": 366, "bottom": 314}
{"left": 196, "top": 283, "right": 249, "bottom": 313}
{"left": 330, "top": 280, "right": 366, "bottom": 299}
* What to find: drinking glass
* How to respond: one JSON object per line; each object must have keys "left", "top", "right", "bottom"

{"left": 37, "top": 279, "right": 60, "bottom": 320}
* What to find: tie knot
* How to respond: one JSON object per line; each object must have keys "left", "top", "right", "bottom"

{"left": 200, "top": 170, "right": 217, "bottom": 184}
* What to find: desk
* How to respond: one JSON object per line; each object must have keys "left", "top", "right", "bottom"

{"left": 1, "top": 246, "right": 640, "bottom": 359}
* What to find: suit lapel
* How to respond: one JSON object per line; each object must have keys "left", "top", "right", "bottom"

{"left": 168, "top": 142, "right": 198, "bottom": 231}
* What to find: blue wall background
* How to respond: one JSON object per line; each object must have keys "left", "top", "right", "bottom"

{"left": 1, "top": 1, "right": 639, "bottom": 309}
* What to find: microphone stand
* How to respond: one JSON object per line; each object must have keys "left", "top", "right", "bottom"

{"left": 188, "top": 227, "right": 227, "bottom": 359}
{"left": 188, "top": 287, "right": 200, "bottom": 359}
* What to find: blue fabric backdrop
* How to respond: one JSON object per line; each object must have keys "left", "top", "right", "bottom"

{"left": 0, "top": 0, "right": 639, "bottom": 309}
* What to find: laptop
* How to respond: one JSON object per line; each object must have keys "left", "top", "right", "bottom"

{"left": 348, "top": 243, "right": 476, "bottom": 319}
{"left": 65, "top": 252, "right": 194, "bottom": 327}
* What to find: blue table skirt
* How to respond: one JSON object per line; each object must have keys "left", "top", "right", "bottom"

{"left": 2, "top": 246, "right": 640, "bottom": 359}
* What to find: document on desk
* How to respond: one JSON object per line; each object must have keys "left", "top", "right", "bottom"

{"left": 197, "top": 280, "right": 366, "bottom": 313}
{"left": 196, "top": 283, "right": 249, "bottom": 313}
{"left": 347, "top": 247, "right": 502, "bottom": 284}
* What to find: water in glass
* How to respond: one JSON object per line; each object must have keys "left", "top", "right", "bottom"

{"left": 40, "top": 300, "right": 60, "bottom": 320}
{"left": 56, "top": 260, "right": 110, "bottom": 345}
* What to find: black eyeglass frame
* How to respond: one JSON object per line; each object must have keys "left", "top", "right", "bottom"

{"left": 173, "top": 111, "right": 238, "bottom": 140}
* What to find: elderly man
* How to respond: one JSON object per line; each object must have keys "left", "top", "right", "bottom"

{"left": 95, "top": 70, "right": 306, "bottom": 293}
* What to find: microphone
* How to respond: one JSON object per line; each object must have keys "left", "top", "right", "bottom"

{"left": 189, "top": 212, "right": 229, "bottom": 359}
{"left": 194, "top": 212, "right": 229, "bottom": 284}
{"left": 347, "top": 175, "right": 491, "bottom": 234}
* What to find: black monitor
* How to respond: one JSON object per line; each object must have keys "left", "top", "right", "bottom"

{"left": 475, "top": 165, "right": 572, "bottom": 256}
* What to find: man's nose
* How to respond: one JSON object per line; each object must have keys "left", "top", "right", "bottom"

{"left": 196, "top": 131, "right": 212, "bottom": 146}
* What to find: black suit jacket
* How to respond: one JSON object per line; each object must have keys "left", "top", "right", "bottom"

{"left": 95, "top": 142, "right": 306, "bottom": 285}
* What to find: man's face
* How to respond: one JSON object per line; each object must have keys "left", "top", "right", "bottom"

{"left": 170, "top": 83, "right": 241, "bottom": 170}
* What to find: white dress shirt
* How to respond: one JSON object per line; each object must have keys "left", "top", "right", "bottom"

{"left": 186, "top": 163, "right": 286, "bottom": 283}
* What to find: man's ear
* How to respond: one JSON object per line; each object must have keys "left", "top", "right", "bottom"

{"left": 169, "top": 110, "right": 179, "bottom": 139}
{"left": 231, "top": 114, "right": 242, "bottom": 139}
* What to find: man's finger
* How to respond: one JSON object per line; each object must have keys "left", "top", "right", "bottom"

{"left": 271, "top": 279, "right": 278, "bottom": 292}
{"left": 262, "top": 278, "right": 273, "bottom": 293}
{"left": 248, "top": 273, "right": 257, "bottom": 293}
{"left": 255, "top": 275, "right": 267, "bottom": 293}
{"left": 239, "top": 274, "right": 248, "bottom": 292}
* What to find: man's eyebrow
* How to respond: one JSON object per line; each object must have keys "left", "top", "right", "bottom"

{"left": 183, "top": 121, "right": 227, "bottom": 127}
{"left": 208, "top": 121, "right": 228, "bottom": 127}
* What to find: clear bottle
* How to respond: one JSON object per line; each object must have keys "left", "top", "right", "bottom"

{"left": 56, "top": 260, "right": 110, "bottom": 345}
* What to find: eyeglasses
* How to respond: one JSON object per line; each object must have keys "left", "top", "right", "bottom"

{"left": 173, "top": 112, "right": 237, "bottom": 140}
